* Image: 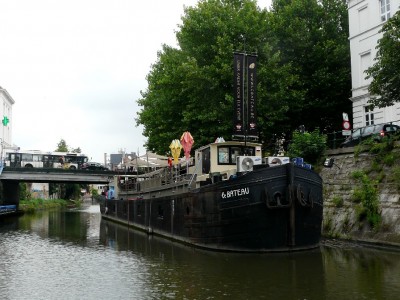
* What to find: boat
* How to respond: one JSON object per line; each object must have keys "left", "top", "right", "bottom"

{"left": 99, "top": 140, "right": 323, "bottom": 252}
{"left": 99, "top": 53, "right": 323, "bottom": 252}
{"left": 0, "top": 204, "right": 23, "bottom": 218}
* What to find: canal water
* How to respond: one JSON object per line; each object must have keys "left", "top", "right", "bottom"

{"left": 1, "top": 202, "right": 400, "bottom": 300}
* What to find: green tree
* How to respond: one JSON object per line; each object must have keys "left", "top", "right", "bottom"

{"left": 136, "top": 0, "right": 351, "bottom": 154}
{"left": 91, "top": 188, "right": 99, "bottom": 197}
{"left": 56, "top": 139, "right": 68, "bottom": 152}
{"left": 55, "top": 139, "right": 81, "bottom": 153}
{"left": 137, "top": 0, "right": 267, "bottom": 154}
{"left": 366, "top": 11, "right": 400, "bottom": 108}
{"left": 266, "top": 0, "right": 352, "bottom": 135}
{"left": 137, "top": 46, "right": 190, "bottom": 153}
{"left": 19, "top": 182, "right": 31, "bottom": 201}
{"left": 287, "top": 129, "right": 327, "bottom": 164}
{"left": 65, "top": 183, "right": 81, "bottom": 200}
{"left": 71, "top": 147, "right": 81, "bottom": 153}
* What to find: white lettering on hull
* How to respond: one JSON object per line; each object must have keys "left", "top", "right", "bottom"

{"left": 221, "top": 187, "right": 249, "bottom": 199}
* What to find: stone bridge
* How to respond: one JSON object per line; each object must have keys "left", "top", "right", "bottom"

{"left": 0, "top": 167, "right": 114, "bottom": 207}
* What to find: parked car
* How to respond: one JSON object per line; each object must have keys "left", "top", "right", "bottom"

{"left": 81, "top": 162, "right": 108, "bottom": 171}
{"left": 341, "top": 123, "right": 400, "bottom": 147}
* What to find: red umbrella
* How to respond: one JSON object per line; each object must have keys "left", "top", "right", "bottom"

{"left": 180, "top": 131, "right": 194, "bottom": 160}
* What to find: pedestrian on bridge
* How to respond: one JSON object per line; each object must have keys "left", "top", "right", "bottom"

{"left": 59, "top": 156, "right": 64, "bottom": 167}
{"left": 106, "top": 187, "right": 115, "bottom": 200}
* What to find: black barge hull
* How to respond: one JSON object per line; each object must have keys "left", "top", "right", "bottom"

{"left": 100, "top": 164, "right": 323, "bottom": 252}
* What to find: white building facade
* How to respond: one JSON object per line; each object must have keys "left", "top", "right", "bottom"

{"left": 0, "top": 86, "right": 14, "bottom": 149}
{"left": 348, "top": 0, "right": 400, "bottom": 128}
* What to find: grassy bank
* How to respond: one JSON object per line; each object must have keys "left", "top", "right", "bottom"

{"left": 19, "top": 198, "right": 79, "bottom": 213}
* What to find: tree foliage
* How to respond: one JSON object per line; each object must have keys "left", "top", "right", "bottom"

{"left": 266, "top": 0, "right": 351, "bottom": 134}
{"left": 19, "top": 182, "right": 31, "bottom": 201}
{"left": 56, "top": 139, "right": 68, "bottom": 152}
{"left": 137, "top": 0, "right": 267, "bottom": 154}
{"left": 136, "top": 0, "right": 351, "bottom": 154}
{"left": 55, "top": 139, "right": 81, "bottom": 153}
{"left": 287, "top": 129, "right": 327, "bottom": 164}
{"left": 366, "top": 11, "right": 400, "bottom": 108}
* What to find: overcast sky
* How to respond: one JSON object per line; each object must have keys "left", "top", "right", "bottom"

{"left": 0, "top": 0, "right": 271, "bottom": 163}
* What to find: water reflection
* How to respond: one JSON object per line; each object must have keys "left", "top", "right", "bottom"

{"left": 100, "top": 219, "right": 327, "bottom": 299}
{"left": 322, "top": 244, "right": 400, "bottom": 299}
{"left": 1, "top": 204, "right": 400, "bottom": 300}
{"left": 100, "top": 219, "right": 400, "bottom": 299}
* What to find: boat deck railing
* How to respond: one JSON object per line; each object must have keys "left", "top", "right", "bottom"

{"left": 118, "top": 167, "right": 196, "bottom": 193}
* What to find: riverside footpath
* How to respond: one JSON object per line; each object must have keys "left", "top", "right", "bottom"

{"left": 320, "top": 143, "right": 400, "bottom": 248}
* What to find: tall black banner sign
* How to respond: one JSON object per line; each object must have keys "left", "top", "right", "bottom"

{"left": 247, "top": 55, "right": 257, "bottom": 137}
{"left": 233, "top": 53, "right": 244, "bottom": 136}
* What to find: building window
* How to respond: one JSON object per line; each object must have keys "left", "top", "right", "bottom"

{"left": 380, "top": 0, "right": 390, "bottom": 22}
{"left": 358, "top": 6, "right": 369, "bottom": 32}
{"left": 365, "top": 106, "right": 374, "bottom": 126}
{"left": 360, "top": 52, "right": 371, "bottom": 85}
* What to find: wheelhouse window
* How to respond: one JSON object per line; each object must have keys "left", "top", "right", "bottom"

{"left": 218, "top": 147, "right": 229, "bottom": 164}
{"left": 230, "top": 147, "right": 242, "bottom": 164}
{"left": 380, "top": 0, "right": 390, "bottom": 22}
{"left": 365, "top": 106, "right": 374, "bottom": 126}
{"left": 217, "top": 145, "right": 255, "bottom": 165}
